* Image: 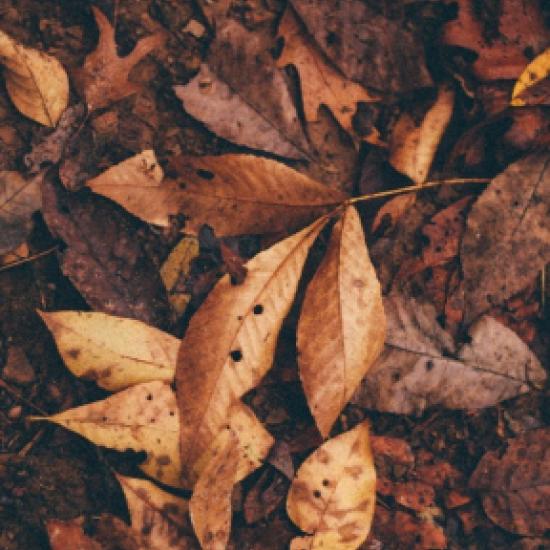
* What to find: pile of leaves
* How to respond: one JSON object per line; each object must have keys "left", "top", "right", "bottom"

{"left": 0, "top": 0, "right": 549, "bottom": 549}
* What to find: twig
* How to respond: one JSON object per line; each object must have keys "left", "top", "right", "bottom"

{"left": 0, "top": 379, "right": 48, "bottom": 416}
{"left": 0, "top": 245, "right": 58, "bottom": 274}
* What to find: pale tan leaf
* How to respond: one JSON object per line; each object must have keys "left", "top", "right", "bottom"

{"left": 191, "top": 401, "right": 274, "bottom": 485}
{"left": 117, "top": 474, "right": 196, "bottom": 549}
{"left": 189, "top": 430, "right": 240, "bottom": 550}
{"left": 33, "top": 381, "right": 182, "bottom": 487}
{"left": 0, "top": 171, "right": 42, "bottom": 255}
{"left": 297, "top": 206, "right": 385, "bottom": 437}
{"left": 277, "top": 6, "right": 378, "bottom": 136}
{"left": 176, "top": 216, "right": 329, "bottom": 480}
{"left": 0, "top": 30, "right": 69, "bottom": 126}
{"left": 74, "top": 7, "right": 164, "bottom": 111}
{"left": 90, "top": 152, "right": 345, "bottom": 236}
{"left": 389, "top": 85, "right": 455, "bottom": 185}
{"left": 39, "top": 310, "right": 179, "bottom": 391}
{"left": 160, "top": 237, "right": 199, "bottom": 315}
{"left": 287, "top": 421, "right": 376, "bottom": 549}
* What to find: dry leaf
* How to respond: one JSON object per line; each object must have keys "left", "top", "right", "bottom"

{"left": 287, "top": 421, "right": 376, "bottom": 549}
{"left": 297, "top": 206, "right": 385, "bottom": 437}
{"left": 511, "top": 47, "right": 550, "bottom": 106}
{"left": 117, "top": 474, "right": 196, "bottom": 549}
{"left": 89, "top": 152, "right": 346, "bottom": 235}
{"left": 39, "top": 310, "right": 179, "bottom": 391}
{"left": 34, "top": 381, "right": 182, "bottom": 487}
{"left": 276, "top": 5, "right": 377, "bottom": 135}
{"left": 469, "top": 428, "right": 550, "bottom": 536}
{"left": 353, "top": 294, "right": 546, "bottom": 415}
{"left": 190, "top": 429, "right": 240, "bottom": 550}
{"left": 389, "top": 85, "right": 455, "bottom": 185}
{"left": 291, "top": 0, "right": 432, "bottom": 95}
{"left": 161, "top": 237, "right": 200, "bottom": 315}
{"left": 176, "top": 216, "right": 328, "bottom": 479}
{"left": 461, "top": 153, "right": 550, "bottom": 322}
{"left": 174, "top": 20, "right": 309, "bottom": 159}
{"left": 371, "top": 194, "right": 417, "bottom": 234}
{"left": 0, "top": 171, "right": 42, "bottom": 255}
{"left": 46, "top": 518, "right": 103, "bottom": 550}
{"left": 74, "top": 7, "right": 164, "bottom": 111}
{"left": 0, "top": 29, "right": 68, "bottom": 126}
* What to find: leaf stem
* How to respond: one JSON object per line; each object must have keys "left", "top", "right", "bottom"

{"left": 346, "top": 178, "right": 490, "bottom": 205}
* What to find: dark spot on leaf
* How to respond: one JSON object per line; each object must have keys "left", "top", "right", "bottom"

{"left": 169, "top": 411, "right": 175, "bottom": 416}
{"left": 322, "top": 479, "right": 330, "bottom": 487}
{"left": 313, "top": 490, "right": 322, "bottom": 498}
{"left": 425, "top": 360, "right": 434, "bottom": 371}
{"left": 253, "top": 304, "right": 263, "bottom": 315}
{"left": 67, "top": 348, "right": 81, "bottom": 359}
{"left": 196, "top": 169, "right": 214, "bottom": 180}
{"left": 156, "top": 454, "right": 171, "bottom": 465}
{"left": 230, "top": 349, "right": 243, "bottom": 362}
{"left": 391, "top": 371, "right": 401, "bottom": 383}
{"left": 146, "top": 393, "right": 153, "bottom": 401}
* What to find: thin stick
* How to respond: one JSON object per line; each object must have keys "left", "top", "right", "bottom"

{"left": 346, "top": 178, "right": 490, "bottom": 205}
{"left": 0, "top": 245, "right": 57, "bottom": 274}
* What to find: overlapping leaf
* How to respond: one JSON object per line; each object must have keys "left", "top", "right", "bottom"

{"left": 287, "top": 421, "right": 376, "bottom": 549}
{"left": 297, "top": 206, "right": 385, "bottom": 437}
{"left": 176, "top": 216, "right": 328, "bottom": 480}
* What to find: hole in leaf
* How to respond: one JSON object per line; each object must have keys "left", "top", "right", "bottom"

{"left": 322, "top": 479, "right": 330, "bottom": 487}
{"left": 196, "top": 169, "right": 215, "bottom": 180}
{"left": 391, "top": 372, "right": 401, "bottom": 383}
{"left": 230, "top": 349, "right": 243, "bottom": 362}
{"left": 425, "top": 360, "right": 434, "bottom": 371}
{"left": 313, "top": 490, "right": 322, "bottom": 498}
{"left": 146, "top": 394, "right": 153, "bottom": 401}
{"left": 253, "top": 304, "right": 264, "bottom": 315}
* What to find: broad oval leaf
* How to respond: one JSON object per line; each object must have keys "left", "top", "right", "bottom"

{"left": 297, "top": 206, "right": 385, "bottom": 437}
{"left": 287, "top": 421, "right": 376, "bottom": 550}
{"left": 39, "top": 310, "right": 179, "bottom": 391}
{"left": 0, "top": 30, "right": 68, "bottom": 126}
{"left": 33, "top": 381, "right": 182, "bottom": 487}
{"left": 176, "top": 216, "right": 328, "bottom": 480}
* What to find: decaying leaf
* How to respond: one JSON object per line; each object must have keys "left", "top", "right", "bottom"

{"left": 469, "top": 428, "right": 550, "bottom": 536}
{"left": 0, "top": 171, "right": 42, "bottom": 255}
{"left": 511, "top": 47, "right": 550, "bottom": 106}
{"left": 297, "top": 206, "right": 385, "bottom": 437}
{"left": 461, "top": 153, "right": 550, "bottom": 322}
{"left": 39, "top": 310, "right": 179, "bottom": 391}
{"left": 287, "top": 421, "right": 376, "bottom": 549}
{"left": 176, "top": 216, "right": 328, "bottom": 479}
{"left": 95, "top": 155, "right": 346, "bottom": 237}
{"left": 276, "top": 5, "right": 377, "bottom": 136}
{"left": 352, "top": 294, "right": 546, "bottom": 415}
{"left": 117, "top": 474, "right": 196, "bottom": 549}
{"left": 175, "top": 20, "right": 309, "bottom": 159}
{"left": 34, "top": 381, "right": 182, "bottom": 487}
{"left": 192, "top": 401, "right": 274, "bottom": 485}
{"left": 291, "top": 0, "right": 432, "bottom": 96}
{"left": 46, "top": 518, "right": 103, "bottom": 550}
{"left": 161, "top": 237, "right": 200, "bottom": 315}
{"left": 389, "top": 85, "right": 455, "bottom": 185}
{"left": 74, "top": 7, "right": 165, "bottom": 111}
{"left": 0, "top": 29, "right": 69, "bottom": 126}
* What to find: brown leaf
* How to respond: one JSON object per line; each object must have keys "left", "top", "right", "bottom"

{"left": 442, "top": 0, "right": 550, "bottom": 81}
{"left": 74, "top": 7, "right": 165, "bottom": 111}
{"left": 0, "top": 29, "right": 69, "bottom": 126}
{"left": 297, "top": 206, "right": 385, "bottom": 437}
{"left": 276, "top": 5, "right": 378, "bottom": 135}
{"left": 41, "top": 176, "right": 172, "bottom": 329}
{"left": 290, "top": 0, "right": 432, "bottom": 96}
{"left": 244, "top": 467, "right": 289, "bottom": 524}
{"left": 469, "top": 428, "right": 550, "bottom": 535}
{"left": 46, "top": 518, "right": 103, "bottom": 550}
{"left": 176, "top": 216, "right": 328, "bottom": 480}
{"left": 352, "top": 294, "right": 546, "bottom": 415}
{"left": 174, "top": 20, "right": 309, "bottom": 159}
{"left": 461, "top": 153, "right": 550, "bottom": 322}
{"left": 287, "top": 421, "right": 376, "bottom": 549}
{"left": 0, "top": 170, "right": 42, "bottom": 255}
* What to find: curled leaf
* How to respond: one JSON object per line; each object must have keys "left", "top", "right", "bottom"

{"left": 0, "top": 30, "right": 69, "bottom": 126}
{"left": 287, "top": 421, "right": 376, "bottom": 549}
{"left": 297, "top": 206, "right": 385, "bottom": 437}
{"left": 39, "top": 310, "right": 179, "bottom": 391}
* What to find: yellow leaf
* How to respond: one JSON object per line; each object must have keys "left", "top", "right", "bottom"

{"left": 191, "top": 401, "right": 274, "bottom": 485}
{"left": 0, "top": 30, "right": 68, "bottom": 126}
{"left": 277, "top": 6, "right": 378, "bottom": 137}
{"left": 190, "top": 403, "right": 273, "bottom": 549}
{"left": 287, "top": 421, "right": 376, "bottom": 550}
{"left": 176, "top": 216, "right": 328, "bottom": 480}
{"left": 33, "top": 381, "right": 182, "bottom": 487}
{"left": 39, "top": 310, "right": 179, "bottom": 391}
{"left": 297, "top": 206, "right": 385, "bottom": 437}
{"left": 389, "top": 85, "right": 455, "bottom": 185}
{"left": 161, "top": 237, "right": 199, "bottom": 315}
{"left": 90, "top": 152, "right": 346, "bottom": 235}
{"left": 511, "top": 47, "right": 550, "bottom": 106}
{"left": 116, "top": 474, "right": 195, "bottom": 549}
